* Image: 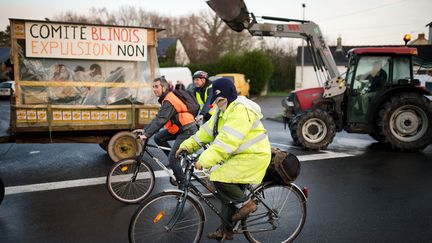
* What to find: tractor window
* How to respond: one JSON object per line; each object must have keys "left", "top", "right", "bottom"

{"left": 349, "top": 56, "right": 390, "bottom": 118}
{"left": 346, "top": 60, "right": 355, "bottom": 88}
{"left": 392, "top": 57, "right": 411, "bottom": 84}
{"left": 354, "top": 56, "right": 389, "bottom": 93}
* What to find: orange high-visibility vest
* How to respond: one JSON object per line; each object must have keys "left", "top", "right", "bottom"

{"left": 163, "top": 92, "right": 195, "bottom": 134}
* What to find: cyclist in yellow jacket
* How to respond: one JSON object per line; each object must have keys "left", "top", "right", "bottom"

{"left": 176, "top": 78, "right": 271, "bottom": 241}
{"left": 193, "top": 70, "right": 214, "bottom": 123}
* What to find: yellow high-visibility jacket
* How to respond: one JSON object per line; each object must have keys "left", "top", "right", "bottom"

{"left": 179, "top": 96, "right": 271, "bottom": 184}
{"left": 195, "top": 84, "right": 215, "bottom": 116}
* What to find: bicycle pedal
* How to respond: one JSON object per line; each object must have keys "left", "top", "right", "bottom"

{"left": 232, "top": 221, "right": 241, "bottom": 233}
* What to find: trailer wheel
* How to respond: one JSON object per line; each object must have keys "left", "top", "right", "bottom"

{"left": 290, "top": 110, "right": 336, "bottom": 150}
{"left": 378, "top": 93, "right": 432, "bottom": 151}
{"left": 107, "top": 131, "right": 141, "bottom": 162}
{"left": 0, "top": 177, "right": 4, "bottom": 205}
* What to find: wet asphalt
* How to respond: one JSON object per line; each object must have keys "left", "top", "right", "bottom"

{"left": 0, "top": 98, "right": 432, "bottom": 242}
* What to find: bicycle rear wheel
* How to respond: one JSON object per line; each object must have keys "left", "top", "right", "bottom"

{"left": 243, "top": 183, "right": 307, "bottom": 243}
{"left": 106, "top": 158, "right": 155, "bottom": 204}
{"left": 129, "top": 191, "right": 204, "bottom": 243}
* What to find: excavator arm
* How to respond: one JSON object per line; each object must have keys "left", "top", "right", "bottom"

{"left": 206, "top": 0, "right": 346, "bottom": 97}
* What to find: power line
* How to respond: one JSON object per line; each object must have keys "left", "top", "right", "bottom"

{"left": 319, "top": 0, "right": 409, "bottom": 22}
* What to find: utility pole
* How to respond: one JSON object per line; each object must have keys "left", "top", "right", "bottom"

{"left": 300, "top": 3, "right": 306, "bottom": 88}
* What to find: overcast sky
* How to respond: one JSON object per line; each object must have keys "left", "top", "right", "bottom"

{"left": 1, "top": 0, "right": 431, "bottom": 46}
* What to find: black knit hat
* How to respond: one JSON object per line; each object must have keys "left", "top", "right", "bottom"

{"left": 210, "top": 78, "right": 238, "bottom": 105}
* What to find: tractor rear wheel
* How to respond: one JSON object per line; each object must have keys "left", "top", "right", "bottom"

{"left": 378, "top": 93, "right": 432, "bottom": 151}
{"left": 290, "top": 109, "right": 336, "bottom": 150}
{"left": 368, "top": 133, "right": 386, "bottom": 143}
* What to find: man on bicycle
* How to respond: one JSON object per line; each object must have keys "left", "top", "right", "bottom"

{"left": 192, "top": 70, "right": 214, "bottom": 123}
{"left": 134, "top": 76, "right": 197, "bottom": 187}
{"left": 177, "top": 78, "right": 271, "bottom": 241}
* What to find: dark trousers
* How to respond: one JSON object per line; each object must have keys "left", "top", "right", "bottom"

{"left": 213, "top": 182, "right": 248, "bottom": 230}
{"left": 153, "top": 126, "right": 197, "bottom": 182}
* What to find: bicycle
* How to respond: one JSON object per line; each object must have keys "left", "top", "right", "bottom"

{"left": 129, "top": 152, "right": 308, "bottom": 243}
{"left": 106, "top": 137, "right": 214, "bottom": 204}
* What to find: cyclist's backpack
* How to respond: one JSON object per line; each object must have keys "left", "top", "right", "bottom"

{"left": 264, "top": 148, "right": 300, "bottom": 184}
{"left": 172, "top": 89, "right": 200, "bottom": 116}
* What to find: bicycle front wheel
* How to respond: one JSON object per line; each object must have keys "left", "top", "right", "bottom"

{"left": 106, "top": 158, "right": 155, "bottom": 204}
{"left": 243, "top": 183, "right": 307, "bottom": 243}
{"left": 129, "top": 191, "right": 204, "bottom": 243}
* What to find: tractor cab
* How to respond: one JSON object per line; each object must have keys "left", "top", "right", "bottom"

{"left": 343, "top": 47, "right": 424, "bottom": 132}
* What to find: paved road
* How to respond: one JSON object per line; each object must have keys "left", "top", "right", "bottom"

{"left": 1, "top": 98, "right": 432, "bottom": 242}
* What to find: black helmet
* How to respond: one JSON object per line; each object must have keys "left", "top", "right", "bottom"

{"left": 193, "top": 70, "right": 208, "bottom": 79}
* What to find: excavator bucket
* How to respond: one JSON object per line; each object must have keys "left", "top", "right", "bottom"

{"left": 206, "top": 0, "right": 251, "bottom": 32}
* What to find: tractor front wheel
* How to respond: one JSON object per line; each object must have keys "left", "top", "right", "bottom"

{"left": 290, "top": 110, "right": 336, "bottom": 150}
{"left": 378, "top": 93, "right": 432, "bottom": 151}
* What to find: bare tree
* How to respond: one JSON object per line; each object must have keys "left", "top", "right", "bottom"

{"left": 197, "top": 11, "right": 229, "bottom": 62}
{"left": 53, "top": 6, "right": 254, "bottom": 64}
{"left": 0, "top": 25, "right": 11, "bottom": 47}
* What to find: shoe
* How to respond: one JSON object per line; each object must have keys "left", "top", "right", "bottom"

{"left": 207, "top": 225, "right": 233, "bottom": 241}
{"left": 232, "top": 200, "right": 257, "bottom": 222}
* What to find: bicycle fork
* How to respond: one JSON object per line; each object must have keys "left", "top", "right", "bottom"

{"left": 130, "top": 161, "right": 141, "bottom": 182}
{"left": 163, "top": 166, "right": 193, "bottom": 231}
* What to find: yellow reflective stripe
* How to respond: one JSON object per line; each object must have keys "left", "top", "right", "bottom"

{"left": 192, "top": 134, "right": 203, "bottom": 146}
{"left": 204, "top": 85, "right": 211, "bottom": 101}
{"left": 202, "top": 123, "right": 213, "bottom": 136}
{"left": 234, "top": 133, "right": 267, "bottom": 154}
{"left": 212, "top": 138, "right": 234, "bottom": 154}
{"left": 221, "top": 126, "right": 245, "bottom": 141}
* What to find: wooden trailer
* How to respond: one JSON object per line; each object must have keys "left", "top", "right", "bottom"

{"left": 7, "top": 19, "right": 162, "bottom": 162}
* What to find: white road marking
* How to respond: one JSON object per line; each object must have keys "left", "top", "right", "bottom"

{"left": 5, "top": 170, "right": 169, "bottom": 195}
{"left": 270, "top": 142, "right": 355, "bottom": 161}
{"left": 5, "top": 143, "right": 355, "bottom": 195}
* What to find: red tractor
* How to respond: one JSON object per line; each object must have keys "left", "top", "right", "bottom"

{"left": 284, "top": 47, "right": 432, "bottom": 151}
{"left": 207, "top": 0, "right": 432, "bottom": 151}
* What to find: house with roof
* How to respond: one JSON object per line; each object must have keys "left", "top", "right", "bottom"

{"left": 157, "top": 38, "right": 190, "bottom": 65}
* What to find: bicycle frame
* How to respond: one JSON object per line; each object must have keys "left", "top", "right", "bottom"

{"left": 131, "top": 140, "right": 176, "bottom": 182}
{"left": 128, "top": 139, "right": 212, "bottom": 196}
{"left": 164, "top": 155, "right": 282, "bottom": 234}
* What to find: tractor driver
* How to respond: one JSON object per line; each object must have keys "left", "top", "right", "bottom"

{"left": 356, "top": 60, "right": 388, "bottom": 113}
{"left": 356, "top": 61, "right": 387, "bottom": 93}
